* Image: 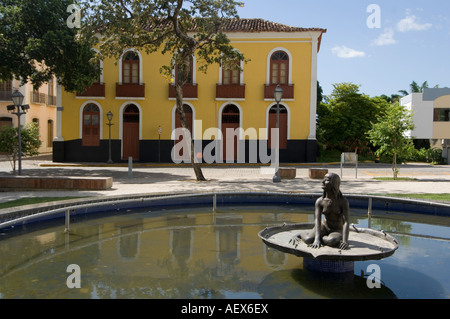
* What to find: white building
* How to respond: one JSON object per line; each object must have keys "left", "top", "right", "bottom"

{"left": 400, "top": 88, "right": 450, "bottom": 164}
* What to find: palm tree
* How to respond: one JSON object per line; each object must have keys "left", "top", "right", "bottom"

{"left": 399, "top": 81, "right": 439, "bottom": 96}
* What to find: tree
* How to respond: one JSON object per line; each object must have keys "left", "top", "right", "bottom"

{"left": 81, "top": 0, "right": 246, "bottom": 181}
{"left": 367, "top": 103, "right": 415, "bottom": 180}
{"left": 399, "top": 81, "right": 439, "bottom": 96}
{"left": 0, "top": 0, "right": 100, "bottom": 92}
{"left": 379, "top": 94, "right": 401, "bottom": 104}
{"left": 0, "top": 123, "right": 42, "bottom": 174}
{"left": 317, "top": 83, "right": 388, "bottom": 154}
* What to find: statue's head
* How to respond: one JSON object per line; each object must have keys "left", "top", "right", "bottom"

{"left": 322, "top": 173, "right": 342, "bottom": 198}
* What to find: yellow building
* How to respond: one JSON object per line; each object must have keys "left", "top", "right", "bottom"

{"left": 0, "top": 78, "right": 57, "bottom": 154}
{"left": 54, "top": 19, "right": 326, "bottom": 163}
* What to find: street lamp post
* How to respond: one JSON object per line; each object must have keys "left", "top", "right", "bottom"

{"left": 272, "top": 85, "right": 284, "bottom": 183}
{"left": 106, "top": 111, "right": 114, "bottom": 164}
{"left": 7, "top": 90, "right": 29, "bottom": 175}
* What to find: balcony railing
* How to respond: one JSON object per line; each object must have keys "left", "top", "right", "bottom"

{"left": 47, "top": 95, "right": 57, "bottom": 106}
{"left": 264, "top": 84, "right": 294, "bottom": 99}
{"left": 168, "top": 83, "right": 198, "bottom": 99}
{"left": 0, "top": 91, "right": 12, "bottom": 101}
{"left": 116, "top": 83, "right": 145, "bottom": 98}
{"left": 30, "top": 91, "right": 47, "bottom": 104}
{"left": 76, "top": 83, "right": 105, "bottom": 98}
{"left": 216, "top": 84, "right": 245, "bottom": 99}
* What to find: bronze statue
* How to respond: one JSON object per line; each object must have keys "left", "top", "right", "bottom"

{"left": 292, "top": 173, "right": 350, "bottom": 250}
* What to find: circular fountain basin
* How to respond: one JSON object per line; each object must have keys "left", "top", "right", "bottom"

{"left": 259, "top": 223, "right": 399, "bottom": 261}
{"left": 0, "top": 192, "right": 448, "bottom": 299}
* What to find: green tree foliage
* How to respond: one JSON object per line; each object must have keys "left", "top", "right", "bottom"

{"left": 317, "top": 83, "right": 389, "bottom": 154}
{"left": 0, "top": 0, "right": 100, "bottom": 92}
{"left": 81, "top": 0, "right": 246, "bottom": 181}
{"left": 367, "top": 103, "right": 415, "bottom": 179}
{"left": 0, "top": 123, "right": 41, "bottom": 174}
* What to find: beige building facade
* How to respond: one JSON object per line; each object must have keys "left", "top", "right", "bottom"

{"left": 0, "top": 78, "right": 57, "bottom": 154}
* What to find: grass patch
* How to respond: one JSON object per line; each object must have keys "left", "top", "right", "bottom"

{"left": 374, "top": 177, "right": 417, "bottom": 181}
{"left": 0, "top": 197, "right": 86, "bottom": 210}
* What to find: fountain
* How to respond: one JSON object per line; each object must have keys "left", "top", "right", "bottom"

{"left": 0, "top": 186, "right": 448, "bottom": 299}
{"left": 259, "top": 173, "right": 399, "bottom": 274}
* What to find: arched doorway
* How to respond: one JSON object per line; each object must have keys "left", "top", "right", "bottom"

{"left": 268, "top": 105, "right": 288, "bottom": 149}
{"left": 221, "top": 104, "right": 240, "bottom": 162}
{"left": 82, "top": 103, "right": 100, "bottom": 147}
{"left": 47, "top": 120, "right": 54, "bottom": 148}
{"left": 174, "top": 104, "right": 193, "bottom": 161}
{"left": 122, "top": 104, "right": 140, "bottom": 160}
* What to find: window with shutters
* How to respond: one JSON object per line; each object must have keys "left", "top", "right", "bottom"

{"left": 123, "top": 52, "right": 140, "bottom": 84}
{"left": 270, "top": 51, "right": 289, "bottom": 85}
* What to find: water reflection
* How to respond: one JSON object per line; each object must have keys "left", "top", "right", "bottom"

{"left": 259, "top": 268, "right": 397, "bottom": 299}
{"left": 0, "top": 206, "right": 448, "bottom": 299}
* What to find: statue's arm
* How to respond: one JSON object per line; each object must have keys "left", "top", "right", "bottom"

{"left": 310, "top": 198, "right": 323, "bottom": 248}
{"left": 340, "top": 199, "right": 350, "bottom": 250}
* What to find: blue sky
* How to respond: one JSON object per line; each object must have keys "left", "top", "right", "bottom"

{"left": 237, "top": 0, "right": 450, "bottom": 98}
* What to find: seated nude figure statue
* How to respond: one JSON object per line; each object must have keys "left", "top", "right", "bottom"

{"left": 293, "top": 173, "right": 350, "bottom": 250}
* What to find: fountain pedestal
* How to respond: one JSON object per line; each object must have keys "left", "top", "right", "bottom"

{"left": 303, "top": 258, "right": 354, "bottom": 273}
{"left": 259, "top": 223, "right": 399, "bottom": 273}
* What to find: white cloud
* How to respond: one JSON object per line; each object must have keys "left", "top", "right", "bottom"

{"left": 397, "top": 13, "right": 432, "bottom": 32}
{"left": 372, "top": 28, "right": 397, "bottom": 46}
{"left": 331, "top": 46, "right": 366, "bottom": 59}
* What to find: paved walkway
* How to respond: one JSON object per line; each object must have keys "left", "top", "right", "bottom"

{"left": 0, "top": 154, "right": 449, "bottom": 204}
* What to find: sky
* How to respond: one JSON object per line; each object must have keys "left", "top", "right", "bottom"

{"left": 236, "top": 0, "right": 450, "bottom": 98}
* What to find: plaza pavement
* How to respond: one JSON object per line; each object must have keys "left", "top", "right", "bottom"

{"left": 0, "top": 154, "right": 449, "bottom": 204}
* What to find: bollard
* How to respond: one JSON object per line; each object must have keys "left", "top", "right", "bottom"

{"left": 368, "top": 198, "right": 373, "bottom": 228}
{"left": 65, "top": 209, "right": 70, "bottom": 233}
{"left": 128, "top": 156, "right": 133, "bottom": 179}
{"left": 213, "top": 193, "right": 217, "bottom": 212}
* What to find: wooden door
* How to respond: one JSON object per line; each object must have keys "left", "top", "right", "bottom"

{"left": 269, "top": 108, "right": 287, "bottom": 149}
{"left": 222, "top": 105, "right": 240, "bottom": 162}
{"left": 123, "top": 104, "right": 140, "bottom": 160}
{"left": 123, "top": 122, "right": 139, "bottom": 160}
{"left": 222, "top": 122, "right": 239, "bottom": 162}
{"left": 82, "top": 104, "right": 100, "bottom": 147}
{"left": 174, "top": 105, "right": 193, "bottom": 161}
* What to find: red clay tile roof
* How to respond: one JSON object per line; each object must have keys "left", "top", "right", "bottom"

{"left": 218, "top": 18, "right": 326, "bottom": 33}
{"left": 142, "top": 18, "right": 326, "bottom": 51}
{"left": 144, "top": 18, "right": 326, "bottom": 34}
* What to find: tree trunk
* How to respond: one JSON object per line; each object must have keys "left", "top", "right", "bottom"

{"left": 170, "top": 3, "right": 205, "bottom": 182}
{"left": 392, "top": 144, "right": 398, "bottom": 180}
{"left": 175, "top": 81, "right": 206, "bottom": 182}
